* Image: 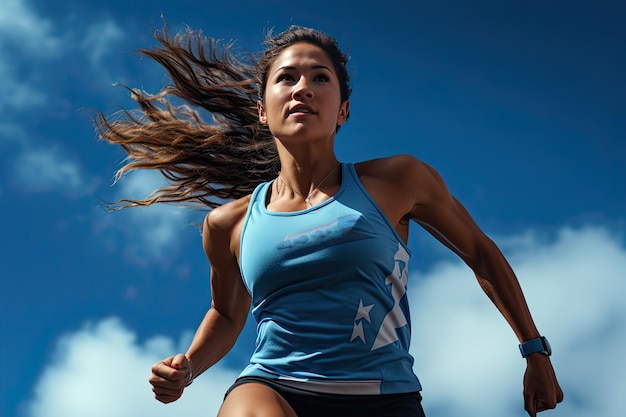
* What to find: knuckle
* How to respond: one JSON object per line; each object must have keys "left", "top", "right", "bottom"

{"left": 150, "top": 362, "right": 162, "bottom": 373}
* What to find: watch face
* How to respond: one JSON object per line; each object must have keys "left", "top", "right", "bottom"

{"left": 541, "top": 337, "right": 552, "bottom": 355}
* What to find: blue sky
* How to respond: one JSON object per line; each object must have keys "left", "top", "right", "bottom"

{"left": 1, "top": 1, "right": 624, "bottom": 416}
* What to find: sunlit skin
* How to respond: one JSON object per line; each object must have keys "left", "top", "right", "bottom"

{"left": 257, "top": 42, "right": 349, "bottom": 211}
{"left": 258, "top": 42, "right": 349, "bottom": 143}
{"left": 149, "top": 42, "right": 563, "bottom": 417}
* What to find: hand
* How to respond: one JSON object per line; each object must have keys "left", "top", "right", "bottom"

{"left": 149, "top": 354, "right": 192, "bottom": 404}
{"left": 523, "top": 354, "right": 564, "bottom": 416}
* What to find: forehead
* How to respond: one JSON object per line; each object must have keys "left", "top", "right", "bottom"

{"left": 270, "top": 42, "right": 335, "bottom": 73}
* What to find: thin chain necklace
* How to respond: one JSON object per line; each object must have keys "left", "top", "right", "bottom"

{"left": 278, "top": 162, "right": 341, "bottom": 208}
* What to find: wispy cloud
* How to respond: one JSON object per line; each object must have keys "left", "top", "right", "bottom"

{"left": 95, "top": 170, "right": 202, "bottom": 265}
{"left": 0, "top": 0, "right": 125, "bottom": 196}
{"left": 13, "top": 146, "right": 89, "bottom": 194}
{"left": 1, "top": 123, "right": 97, "bottom": 197}
{"left": 0, "top": 0, "right": 63, "bottom": 111}
{"left": 0, "top": 0, "right": 125, "bottom": 111}
{"left": 0, "top": 0, "right": 62, "bottom": 55}
{"left": 80, "top": 19, "right": 124, "bottom": 67}
{"left": 24, "top": 225, "right": 625, "bottom": 416}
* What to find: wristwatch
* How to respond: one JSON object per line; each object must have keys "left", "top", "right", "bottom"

{"left": 519, "top": 336, "right": 552, "bottom": 358}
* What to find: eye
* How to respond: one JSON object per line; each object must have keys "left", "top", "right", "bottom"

{"left": 314, "top": 73, "right": 330, "bottom": 82}
{"left": 277, "top": 73, "right": 294, "bottom": 82}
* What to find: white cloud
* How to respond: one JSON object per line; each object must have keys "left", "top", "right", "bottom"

{"left": 410, "top": 225, "right": 625, "bottom": 417}
{"left": 26, "top": 318, "right": 236, "bottom": 417}
{"left": 1, "top": 126, "right": 99, "bottom": 198}
{"left": 25, "top": 225, "right": 625, "bottom": 417}
{"left": 0, "top": 0, "right": 63, "bottom": 111}
{"left": 80, "top": 19, "right": 124, "bottom": 67}
{"left": 13, "top": 147, "right": 87, "bottom": 193}
{"left": 98, "top": 170, "right": 200, "bottom": 263}
{"left": 0, "top": 0, "right": 62, "bottom": 55}
{"left": 0, "top": 2, "right": 124, "bottom": 199}
{"left": 0, "top": 0, "right": 125, "bottom": 112}
{"left": 0, "top": 62, "right": 47, "bottom": 110}
{"left": 0, "top": 121, "right": 28, "bottom": 145}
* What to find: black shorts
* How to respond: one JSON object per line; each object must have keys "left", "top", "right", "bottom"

{"left": 225, "top": 376, "right": 426, "bottom": 417}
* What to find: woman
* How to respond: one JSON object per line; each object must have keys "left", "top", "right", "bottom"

{"left": 98, "top": 25, "right": 563, "bottom": 417}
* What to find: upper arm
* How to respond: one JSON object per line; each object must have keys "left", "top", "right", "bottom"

{"left": 202, "top": 199, "right": 251, "bottom": 328}
{"left": 404, "top": 157, "right": 496, "bottom": 269}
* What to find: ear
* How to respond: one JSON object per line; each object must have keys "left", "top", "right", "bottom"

{"left": 257, "top": 100, "right": 267, "bottom": 124}
{"left": 336, "top": 100, "right": 350, "bottom": 126}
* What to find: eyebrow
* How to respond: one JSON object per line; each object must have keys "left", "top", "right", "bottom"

{"left": 273, "top": 64, "right": 333, "bottom": 75}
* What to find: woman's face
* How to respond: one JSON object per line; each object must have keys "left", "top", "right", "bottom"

{"left": 258, "top": 42, "right": 350, "bottom": 142}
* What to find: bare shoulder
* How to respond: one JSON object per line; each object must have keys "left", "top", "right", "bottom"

{"left": 204, "top": 196, "right": 253, "bottom": 317}
{"left": 203, "top": 195, "right": 251, "bottom": 261}
{"left": 355, "top": 154, "right": 451, "bottom": 223}
{"left": 353, "top": 155, "right": 426, "bottom": 227}
{"left": 356, "top": 154, "right": 443, "bottom": 198}
{"left": 204, "top": 195, "right": 251, "bottom": 232}
{"left": 357, "top": 154, "right": 426, "bottom": 178}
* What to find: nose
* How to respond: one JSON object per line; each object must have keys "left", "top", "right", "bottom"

{"left": 292, "top": 76, "right": 314, "bottom": 99}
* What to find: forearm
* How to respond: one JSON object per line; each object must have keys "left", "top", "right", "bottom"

{"left": 473, "top": 239, "right": 540, "bottom": 343}
{"left": 185, "top": 306, "right": 246, "bottom": 379}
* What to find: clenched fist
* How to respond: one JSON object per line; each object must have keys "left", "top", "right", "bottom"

{"left": 149, "top": 354, "right": 193, "bottom": 403}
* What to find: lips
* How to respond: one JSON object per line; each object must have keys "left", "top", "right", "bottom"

{"left": 288, "top": 104, "right": 315, "bottom": 115}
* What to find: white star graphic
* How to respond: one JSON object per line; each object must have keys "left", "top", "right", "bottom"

{"left": 354, "top": 299, "right": 374, "bottom": 323}
{"left": 350, "top": 321, "right": 366, "bottom": 343}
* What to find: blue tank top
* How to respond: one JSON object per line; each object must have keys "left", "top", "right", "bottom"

{"left": 238, "top": 163, "right": 421, "bottom": 394}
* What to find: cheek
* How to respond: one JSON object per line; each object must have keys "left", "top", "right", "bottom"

{"left": 264, "top": 89, "right": 286, "bottom": 112}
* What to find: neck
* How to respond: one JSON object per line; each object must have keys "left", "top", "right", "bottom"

{"left": 274, "top": 129, "right": 337, "bottom": 170}
{"left": 277, "top": 160, "right": 341, "bottom": 207}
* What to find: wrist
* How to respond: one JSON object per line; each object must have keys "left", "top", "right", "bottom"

{"left": 519, "top": 336, "right": 552, "bottom": 358}
{"left": 184, "top": 356, "right": 194, "bottom": 386}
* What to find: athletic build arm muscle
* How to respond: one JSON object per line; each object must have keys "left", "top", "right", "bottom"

{"left": 149, "top": 199, "right": 251, "bottom": 404}
{"left": 396, "top": 155, "right": 563, "bottom": 416}
{"left": 186, "top": 204, "right": 251, "bottom": 378}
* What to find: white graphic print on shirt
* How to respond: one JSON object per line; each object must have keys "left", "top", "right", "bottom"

{"left": 350, "top": 243, "right": 410, "bottom": 350}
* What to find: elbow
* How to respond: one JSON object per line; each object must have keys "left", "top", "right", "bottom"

{"left": 465, "top": 236, "right": 500, "bottom": 278}
{"left": 211, "top": 295, "right": 251, "bottom": 332}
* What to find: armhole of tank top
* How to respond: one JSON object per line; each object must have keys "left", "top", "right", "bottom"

{"left": 238, "top": 182, "right": 269, "bottom": 295}
{"left": 346, "top": 163, "right": 412, "bottom": 255}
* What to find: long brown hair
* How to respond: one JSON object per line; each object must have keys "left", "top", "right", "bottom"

{"left": 96, "top": 24, "right": 351, "bottom": 209}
